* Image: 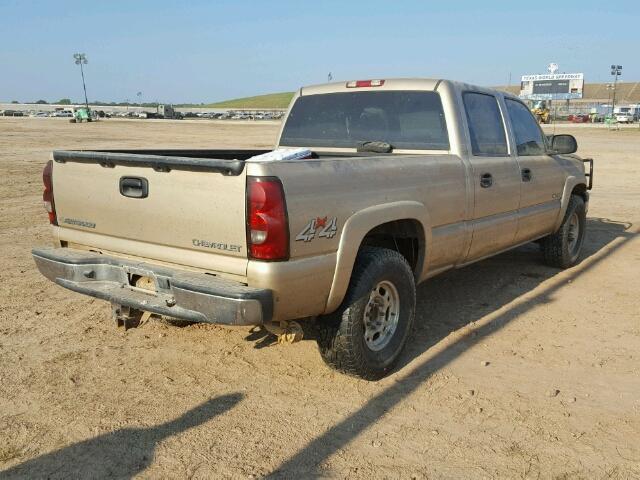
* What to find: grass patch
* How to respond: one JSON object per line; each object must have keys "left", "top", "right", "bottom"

{"left": 203, "top": 92, "right": 294, "bottom": 109}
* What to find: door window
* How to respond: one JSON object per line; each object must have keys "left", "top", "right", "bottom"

{"left": 462, "top": 92, "right": 508, "bottom": 156}
{"left": 505, "top": 99, "right": 546, "bottom": 156}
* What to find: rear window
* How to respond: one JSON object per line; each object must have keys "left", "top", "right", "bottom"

{"left": 462, "top": 92, "right": 508, "bottom": 156}
{"left": 279, "top": 91, "right": 449, "bottom": 150}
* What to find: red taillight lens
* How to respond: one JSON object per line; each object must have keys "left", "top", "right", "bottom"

{"left": 247, "top": 177, "right": 289, "bottom": 260}
{"left": 42, "top": 160, "right": 57, "bottom": 225}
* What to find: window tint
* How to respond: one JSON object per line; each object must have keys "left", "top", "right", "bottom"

{"left": 505, "top": 99, "right": 546, "bottom": 156}
{"left": 462, "top": 92, "right": 508, "bottom": 156}
{"left": 279, "top": 91, "right": 449, "bottom": 150}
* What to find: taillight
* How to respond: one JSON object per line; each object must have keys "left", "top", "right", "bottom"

{"left": 346, "top": 79, "right": 385, "bottom": 88}
{"left": 42, "top": 160, "right": 57, "bottom": 225}
{"left": 247, "top": 177, "right": 289, "bottom": 261}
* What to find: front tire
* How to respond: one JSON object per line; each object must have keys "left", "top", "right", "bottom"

{"left": 541, "top": 194, "right": 586, "bottom": 268}
{"left": 317, "top": 247, "right": 416, "bottom": 380}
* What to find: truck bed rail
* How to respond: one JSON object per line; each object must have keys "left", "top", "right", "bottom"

{"left": 52, "top": 150, "right": 261, "bottom": 176}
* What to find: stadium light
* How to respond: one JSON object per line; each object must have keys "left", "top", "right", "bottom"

{"left": 73, "top": 53, "right": 89, "bottom": 110}
{"left": 609, "top": 64, "right": 622, "bottom": 117}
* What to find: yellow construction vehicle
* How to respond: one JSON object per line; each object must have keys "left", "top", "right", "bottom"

{"left": 531, "top": 100, "right": 551, "bottom": 124}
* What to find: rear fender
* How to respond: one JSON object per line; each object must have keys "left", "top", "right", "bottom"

{"left": 324, "top": 201, "right": 431, "bottom": 313}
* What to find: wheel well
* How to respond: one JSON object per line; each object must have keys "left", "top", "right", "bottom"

{"left": 360, "top": 219, "right": 424, "bottom": 277}
{"left": 572, "top": 183, "right": 588, "bottom": 201}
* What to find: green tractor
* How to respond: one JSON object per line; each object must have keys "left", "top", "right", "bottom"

{"left": 70, "top": 106, "right": 95, "bottom": 123}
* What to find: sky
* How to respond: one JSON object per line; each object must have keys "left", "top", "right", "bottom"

{"left": 1, "top": 0, "right": 638, "bottom": 104}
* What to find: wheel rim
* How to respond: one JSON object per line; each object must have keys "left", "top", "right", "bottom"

{"left": 363, "top": 280, "right": 400, "bottom": 352}
{"left": 567, "top": 212, "right": 581, "bottom": 255}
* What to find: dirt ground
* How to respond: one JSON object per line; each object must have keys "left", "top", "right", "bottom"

{"left": 0, "top": 117, "right": 639, "bottom": 479}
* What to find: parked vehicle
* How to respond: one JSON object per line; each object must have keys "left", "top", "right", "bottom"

{"left": 614, "top": 112, "right": 634, "bottom": 123}
{"left": 156, "top": 104, "right": 182, "bottom": 120}
{"left": 570, "top": 114, "right": 590, "bottom": 123}
{"left": 70, "top": 106, "right": 96, "bottom": 123}
{"left": 1, "top": 110, "right": 24, "bottom": 117}
{"left": 32, "top": 78, "right": 593, "bottom": 379}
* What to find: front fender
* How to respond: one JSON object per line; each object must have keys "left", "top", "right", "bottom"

{"left": 553, "top": 176, "right": 588, "bottom": 231}
{"left": 324, "top": 201, "right": 431, "bottom": 313}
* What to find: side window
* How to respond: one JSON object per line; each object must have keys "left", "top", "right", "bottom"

{"left": 505, "top": 99, "right": 546, "bottom": 156}
{"left": 462, "top": 92, "right": 508, "bottom": 156}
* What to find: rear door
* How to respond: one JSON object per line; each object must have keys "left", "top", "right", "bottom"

{"left": 503, "top": 99, "right": 564, "bottom": 243}
{"left": 52, "top": 157, "right": 248, "bottom": 276}
{"left": 461, "top": 92, "right": 522, "bottom": 261}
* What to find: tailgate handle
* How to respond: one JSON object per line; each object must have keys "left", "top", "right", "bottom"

{"left": 119, "top": 177, "right": 148, "bottom": 198}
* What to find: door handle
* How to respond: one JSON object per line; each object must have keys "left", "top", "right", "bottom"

{"left": 480, "top": 173, "right": 493, "bottom": 188}
{"left": 119, "top": 176, "right": 149, "bottom": 198}
{"left": 521, "top": 168, "right": 533, "bottom": 182}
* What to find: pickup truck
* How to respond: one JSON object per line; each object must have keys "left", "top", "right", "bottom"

{"left": 33, "top": 78, "right": 593, "bottom": 379}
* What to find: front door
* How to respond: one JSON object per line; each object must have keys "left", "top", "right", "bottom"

{"left": 503, "top": 98, "right": 565, "bottom": 243}
{"left": 461, "top": 92, "right": 522, "bottom": 262}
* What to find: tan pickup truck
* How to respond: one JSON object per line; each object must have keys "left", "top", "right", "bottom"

{"left": 33, "top": 78, "right": 593, "bottom": 379}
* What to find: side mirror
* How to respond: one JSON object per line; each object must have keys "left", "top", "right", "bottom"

{"left": 551, "top": 134, "right": 578, "bottom": 154}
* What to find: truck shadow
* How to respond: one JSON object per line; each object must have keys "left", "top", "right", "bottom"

{"left": 0, "top": 393, "right": 243, "bottom": 480}
{"left": 267, "top": 217, "right": 637, "bottom": 478}
{"left": 401, "top": 217, "right": 634, "bottom": 368}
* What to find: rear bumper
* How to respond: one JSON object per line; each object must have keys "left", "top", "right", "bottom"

{"left": 32, "top": 247, "right": 272, "bottom": 326}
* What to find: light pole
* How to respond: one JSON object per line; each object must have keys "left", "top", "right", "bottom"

{"left": 610, "top": 64, "right": 622, "bottom": 116}
{"left": 73, "top": 53, "right": 89, "bottom": 110}
{"left": 606, "top": 83, "right": 614, "bottom": 114}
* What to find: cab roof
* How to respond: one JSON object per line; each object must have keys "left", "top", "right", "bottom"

{"left": 299, "top": 77, "right": 517, "bottom": 101}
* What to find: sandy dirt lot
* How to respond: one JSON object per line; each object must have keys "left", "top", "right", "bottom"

{"left": 1, "top": 117, "right": 639, "bottom": 479}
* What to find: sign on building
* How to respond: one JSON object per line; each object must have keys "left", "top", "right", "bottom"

{"left": 520, "top": 73, "right": 584, "bottom": 100}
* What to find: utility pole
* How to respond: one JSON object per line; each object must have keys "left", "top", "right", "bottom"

{"left": 610, "top": 64, "right": 622, "bottom": 116}
{"left": 73, "top": 53, "right": 89, "bottom": 110}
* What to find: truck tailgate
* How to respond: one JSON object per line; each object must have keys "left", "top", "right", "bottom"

{"left": 51, "top": 151, "right": 249, "bottom": 276}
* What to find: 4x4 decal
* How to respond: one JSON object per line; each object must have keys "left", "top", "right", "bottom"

{"left": 295, "top": 217, "right": 338, "bottom": 242}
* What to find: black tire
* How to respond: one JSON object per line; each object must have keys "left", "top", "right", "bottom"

{"left": 317, "top": 247, "right": 416, "bottom": 380}
{"left": 541, "top": 194, "right": 586, "bottom": 268}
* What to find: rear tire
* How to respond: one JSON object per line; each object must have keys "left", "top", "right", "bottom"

{"left": 317, "top": 247, "right": 416, "bottom": 380}
{"left": 541, "top": 194, "right": 586, "bottom": 268}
